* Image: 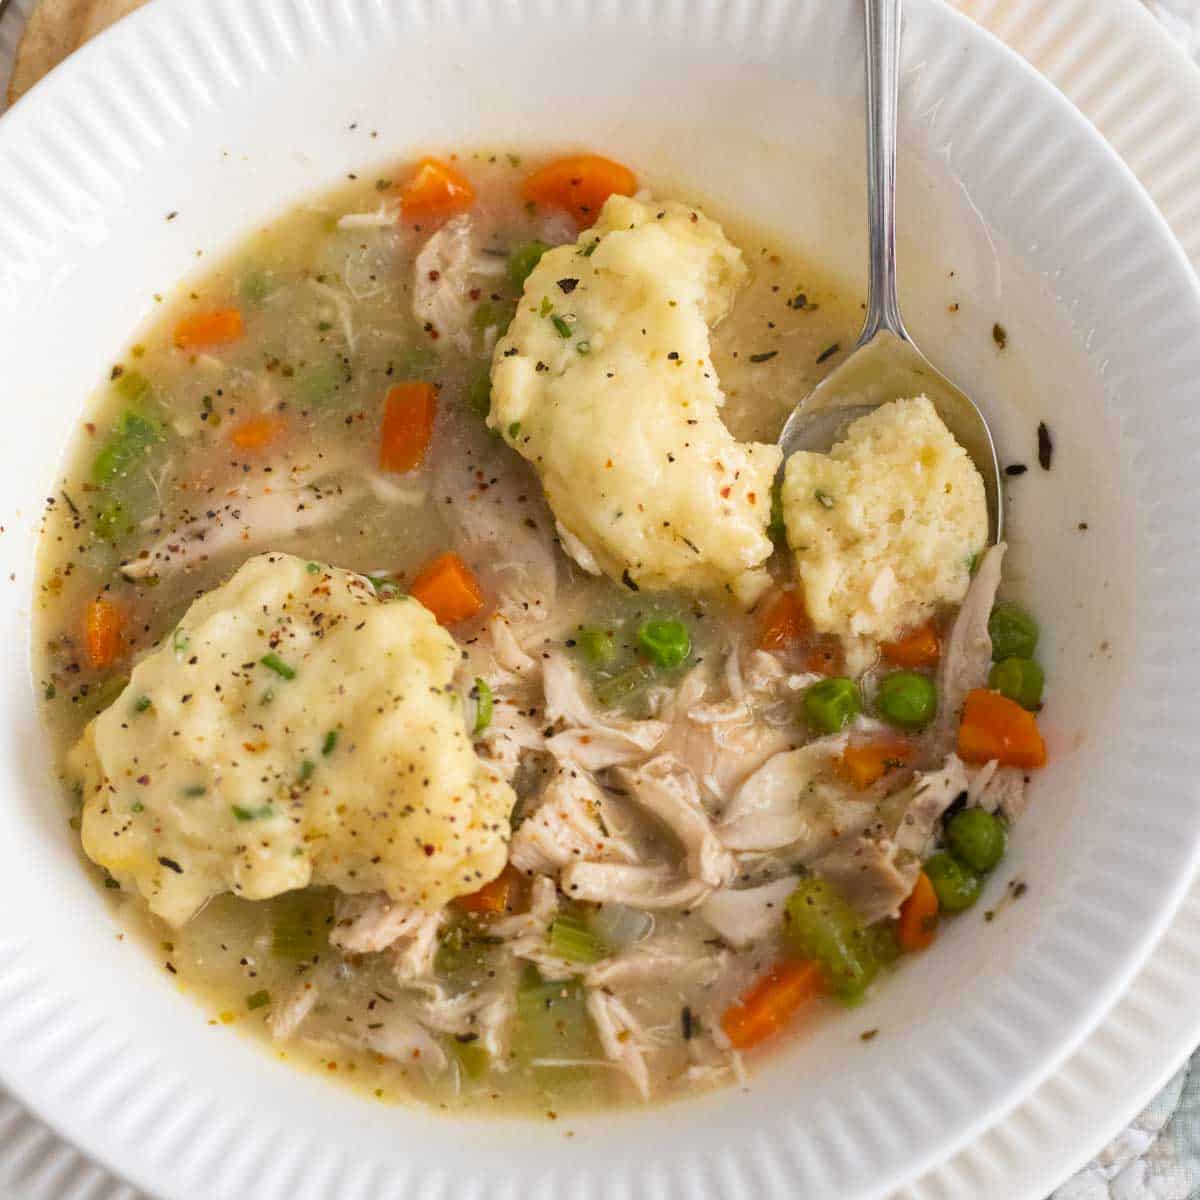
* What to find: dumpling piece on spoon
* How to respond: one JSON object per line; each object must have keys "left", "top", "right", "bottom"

{"left": 488, "top": 195, "right": 781, "bottom": 605}
{"left": 71, "top": 553, "right": 514, "bottom": 926}
{"left": 781, "top": 396, "right": 987, "bottom": 655}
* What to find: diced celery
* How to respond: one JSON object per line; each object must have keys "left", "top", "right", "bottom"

{"left": 91, "top": 408, "right": 164, "bottom": 487}
{"left": 783, "top": 877, "right": 882, "bottom": 1005}
{"left": 593, "top": 661, "right": 656, "bottom": 709}
{"left": 514, "top": 967, "right": 595, "bottom": 1060}
{"left": 451, "top": 1038, "right": 489, "bottom": 1079}
{"left": 270, "top": 889, "right": 333, "bottom": 960}
{"left": 548, "top": 912, "right": 608, "bottom": 964}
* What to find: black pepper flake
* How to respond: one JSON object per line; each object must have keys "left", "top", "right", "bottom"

{"left": 681, "top": 1005, "right": 695, "bottom": 1040}
{"left": 1004, "top": 464, "right": 1028, "bottom": 477}
{"left": 860, "top": 1029, "right": 878, "bottom": 1042}
{"left": 749, "top": 350, "right": 778, "bottom": 363}
{"left": 621, "top": 569, "right": 640, "bottom": 592}
{"left": 992, "top": 322, "right": 1008, "bottom": 349}
{"left": 1037, "top": 422, "right": 1053, "bottom": 470}
{"left": 1012, "top": 880, "right": 1028, "bottom": 900}
{"left": 790, "top": 292, "right": 808, "bottom": 310}
{"left": 158, "top": 856, "right": 183, "bottom": 874}
{"left": 556, "top": 278, "right": 579, "bottom": 294}
{"left": 667, "top": 351, "right": 679, "bottom": 361}
{"left": 816, "top": 342, "right": 840, "bottom": 364}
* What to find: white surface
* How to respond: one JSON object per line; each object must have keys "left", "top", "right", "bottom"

{"left": 1, "top": 2, "right": 1200, "bottom": 1199}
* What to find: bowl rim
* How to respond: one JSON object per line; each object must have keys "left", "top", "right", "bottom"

{"left": 2, "top": 1, "right": 1200, "bottom": 1197}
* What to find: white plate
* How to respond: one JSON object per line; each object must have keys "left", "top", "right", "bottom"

{"left": 2, "top": 2, "right": 1200, "bottom": 1198}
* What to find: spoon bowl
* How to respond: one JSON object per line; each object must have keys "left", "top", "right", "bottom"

{"left": 778, "top": 0, "right": 1003, "bottom": 540}
{"left": 778, "top": 329, "right": 1003, "bottom": 538}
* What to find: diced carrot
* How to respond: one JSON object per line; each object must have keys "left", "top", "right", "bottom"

{"left": 758, "top": 589, "right": 809, "bottom": 651}
{"left": 521, "top": 154, "right": 637, "bottom": 225}
{"left": 173, "top": 309, "right": 244, "bottom": 350}
{"left": 410, "top": 552, "right": 484, "bottom": 626}
{"left": 84, "top": 598, "right": 123, "bottom": 669}
{"left": 881, "top": 621, "right": 941, "bottom": 668}
{"left": 456, "top": 864, "right": 525, "bottom": 916}
{"left": 229, "top": 414, "right": 287, "bottom": 452}
{"left": 839, "top": 738, "right": 913, "bottom": 789}
{"left": 379, "top": 382, "right": 438, "bottom": 473}
{"left": 898, "top": 871, "right": 938, "bottom": 952}
{"left": 958, "top": 688, "right": 1047, "bottom": 769}
{"left": 720, "top": 959, "right": 824, "bottom": 1051}
{"left": 400, "top": 157, "right": 475, "bottom": 224}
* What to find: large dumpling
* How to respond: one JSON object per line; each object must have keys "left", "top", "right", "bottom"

{"left": 72, "top": 553, "right": 514, "bottom": 925}
{"left": 489, "top": 195, "right": 781, "bottom": 604}
{"left": 781, "top": 396, "right": 987, "bottom": 649}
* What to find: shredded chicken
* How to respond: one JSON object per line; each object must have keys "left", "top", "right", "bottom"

{"left": 337, "top": 1015, "right": 446, "bottom": 1073}
{"left": 717, "top": 741, "right": 875, "bottom": 855}
{"left": 970, "top": 759, "right": 1028, "bottom": 820}
{"left": 585, "top": 938, "right": 728, "bottom": 987}
{"left": 653, "top": 663, "right": 794, "bottom": 803}
{"left": 698, "top": 877, "right": 797, "bottom": 947}
{"left": 407, "top": 982, "right": 514, "bottom": 1061}
{"left": 560, "top": 862, "right": 710, "bottom": 909}
{"left": 810, "top": 835, "right": 915, "bottom": 925}
{"left": 336, "top": 203, "right": 400, "bottom": 229}
{"left": 886, "top": 754, "right": 968, "bottom": 858}
{"left": 327, "top": 892, "right": 443, "bottom": 981}
{"left": 542, "top": 651, "right": 666, "bottom": 770}
{"left": 411, "top": 215, "right": 503, "bottom": 353}
{"left": 615, "top": 756, "right": 736, "bottom": 888}
{"left": 510, "top": 764, "right": 639, "bottom": 875}
{"left": 586, "top": 989, "right": 656, "bottom": 1100}
{"left": 120, "top": 481, "right": 359, "bottom": 580}
{"left": 269, "top": 979, "right": 320, "bottom": 1041}
{"left": 936, "top": 542, "right": 1005, "bottom": 742}
{"left": 308, "top": 279, "right": 358, "bottom": 351}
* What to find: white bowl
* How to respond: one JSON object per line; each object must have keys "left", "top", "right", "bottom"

{"left": 2, "top": 1, "right": 1199, "bottom": 1197}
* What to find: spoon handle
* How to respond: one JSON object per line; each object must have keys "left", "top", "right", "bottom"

{"left": 861, "top": 0, "right": 907, "bottom": 345}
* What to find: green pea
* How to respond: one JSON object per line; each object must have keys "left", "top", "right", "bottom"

{"left": 945, "top": 807, "right": 1006, "bottom": 874}
{"left": 803, "top": 677, "right": 861, "bottom": 734}
{"left": 988, "top": 657, "right": 1044, "bottom": 710}
{"left": 924, "top": 851, "right": 982, "bottom": 912}
{"left": 507, "top": 241, "right": 549, "bottom": 291}
{"left": 576, "top": 625, "right": 618, "bottom": 668}
{"left": 466, "top": 370, "right": 492, "bottom": 419}
{"left": 988, "top": 601, "right": 1038, "bottom": 660}
{"left": 876, "top": 671, "right": 938, "bottom": 730}
{"left": 636, "top": 618, "right": 691, "bottom": 670}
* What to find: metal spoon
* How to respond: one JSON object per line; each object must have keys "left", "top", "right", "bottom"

{"left": 778, "top": 0, "right": 1003, "bottom": 540}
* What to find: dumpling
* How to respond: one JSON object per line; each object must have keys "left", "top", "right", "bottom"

{"left": 781, "top": 396, "right": 987, "bottom": 650}
{"left": 72, "top": 553, "right": 514, "bottom": 925}
{"left": 489, "top": 195, "right": 780, "bottom": 605}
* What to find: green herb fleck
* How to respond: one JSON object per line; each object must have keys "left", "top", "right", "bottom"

{"left": 232, "top": 803, "right": 274, "bottom": 822}
{"left": 508, "top": 422, "right": 521, "bottom": 440}
{"left": 472, "top": 678, "right": 494, "bottom": 735}
{"left": 551, "top": 314, "right": 572, "bottom": 339}
{"left": 299, "top": 759, "right": 316, "bottom": 782}
{"left": 246, "top": 990, "right": 271, "bottom": 1011}
{"left": 576, "top": 341, "right": 591, "bottom": 355}
{"left": 321, "top": 730, "right": 339, "bottom": 756}
{"left": 182, "top": 784, "right": 207, "bottom": 798}
{"left": 260, "top": 652, "right": 296, "bottom": 680}
{"left": 306, "top": 561, "right": 321, "bottom": 574}
{"left": 538, "top": 296, "right": 553, "bottom": 318}
{"left": 134, "top": 695, "right": 152, "bottom": 713}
